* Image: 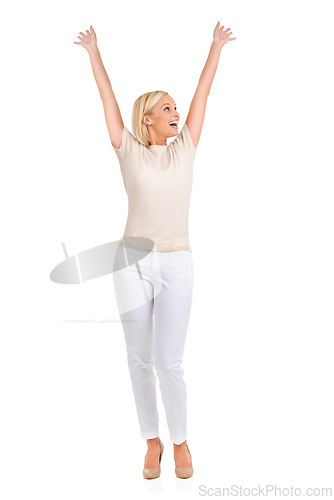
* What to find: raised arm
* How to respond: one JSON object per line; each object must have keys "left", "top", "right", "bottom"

{"left": 74, "top": 26, "right": 124, "bottom": 149}
{"left": 186, "top": 21, "right": 236, "bottom": 147}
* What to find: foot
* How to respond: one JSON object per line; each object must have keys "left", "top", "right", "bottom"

{"left": 144, "top": 437, "right": 161, "bottom": 469}
{"left": 173, "top": 440, "right": 192, "bottom": 468}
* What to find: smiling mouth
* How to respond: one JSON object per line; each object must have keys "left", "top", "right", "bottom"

{"left": 169, "top": 122, "right": 178, "bottom": 129}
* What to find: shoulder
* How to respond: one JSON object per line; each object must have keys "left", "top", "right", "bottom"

{"left": 170, "top": 122, "right": 198, "bottom": 158}
{"left": 112, "top": 126, "right": 145, "bottom": 161}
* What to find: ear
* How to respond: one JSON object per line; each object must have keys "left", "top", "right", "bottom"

{"left": 142, "top": 115, "right": 151, "bottom": 126}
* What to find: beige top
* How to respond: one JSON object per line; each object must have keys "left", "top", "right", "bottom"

{"left": 112, "top": 122, "right": 198, "bottom": 251}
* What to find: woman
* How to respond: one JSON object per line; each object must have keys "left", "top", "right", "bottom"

{"left": 74, "top": 21, "right": 236, "bottom": 479}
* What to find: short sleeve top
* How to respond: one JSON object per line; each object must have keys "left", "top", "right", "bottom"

{"left": 112, "top": 122, "right": 198, "bottom": 251}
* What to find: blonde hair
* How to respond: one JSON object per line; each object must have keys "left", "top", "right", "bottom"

{"left": 132, "top": 90, "right": 169, "bottom": 148}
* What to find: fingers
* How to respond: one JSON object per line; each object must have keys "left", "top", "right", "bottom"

{"left": 215, "top": 20, "right": 234, "bottom": 33}
{"left": 223, "top": 28, "right": 235, "bottom": 37}
{"left": 76, "top": 26, "right": 95, "bottom": 41}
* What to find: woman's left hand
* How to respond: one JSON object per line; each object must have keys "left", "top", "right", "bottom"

{"left": 213, "top": 21, "right": 236, "bottom": 46}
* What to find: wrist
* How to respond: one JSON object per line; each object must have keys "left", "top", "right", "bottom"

{"left": 87, "top": 43, "right": 99, "bottom": 55}
{"left": 212, "top": 40, "right": 224, "bottom": 50}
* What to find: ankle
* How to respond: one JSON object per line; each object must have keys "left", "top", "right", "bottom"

{"left": 147, "top": 437, "right": 160, "bottom": 448}
{"left": 173, "top": 440, "right": 187, "bottom": 449}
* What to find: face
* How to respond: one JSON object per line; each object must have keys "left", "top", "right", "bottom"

{"left": 142, "top": 95, "right": 180, "bottom": 144}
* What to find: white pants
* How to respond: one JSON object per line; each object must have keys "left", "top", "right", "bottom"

{"left": 112, "top": 244, "right": 193, "bottom": 445}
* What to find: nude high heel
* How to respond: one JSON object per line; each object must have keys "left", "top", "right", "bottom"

{"left": 143, "top": 438, "right": 164, "bottom": 479}
{"left": 174, "top": 442, "right": 193, "bottom": 479}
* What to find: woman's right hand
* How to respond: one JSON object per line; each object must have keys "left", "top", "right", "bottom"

{"left": 74, "top": 25, "right": 97, "bottom": 51}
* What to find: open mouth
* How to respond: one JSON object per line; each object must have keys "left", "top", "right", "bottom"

{"left": 169, "top": 121, "right": 178, "bottom": 129}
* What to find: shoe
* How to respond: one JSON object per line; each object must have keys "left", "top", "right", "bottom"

{"left": 143, "top": 438, "right": 164, "bottom": 479}
{"left": 174, "top": 442, "right": 193, "bottom": 479}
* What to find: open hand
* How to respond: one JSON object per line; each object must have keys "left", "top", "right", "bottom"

{"left": 74, "top": 25, "right": 97, "bottom": 50}
{"left": 213, "top": 21, "right": 236, "bottom": 46}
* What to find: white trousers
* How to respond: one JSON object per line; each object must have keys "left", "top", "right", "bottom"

{"left": 112, "top": 245, "right": 193, "bottom": 445}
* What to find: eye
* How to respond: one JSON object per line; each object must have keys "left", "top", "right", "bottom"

{"left": 164, "top": 107, "right": 177, "bottom": 111}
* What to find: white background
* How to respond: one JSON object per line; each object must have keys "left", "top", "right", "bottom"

{"left": 1, "top": 0, "right": 333, "bottom": 498}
